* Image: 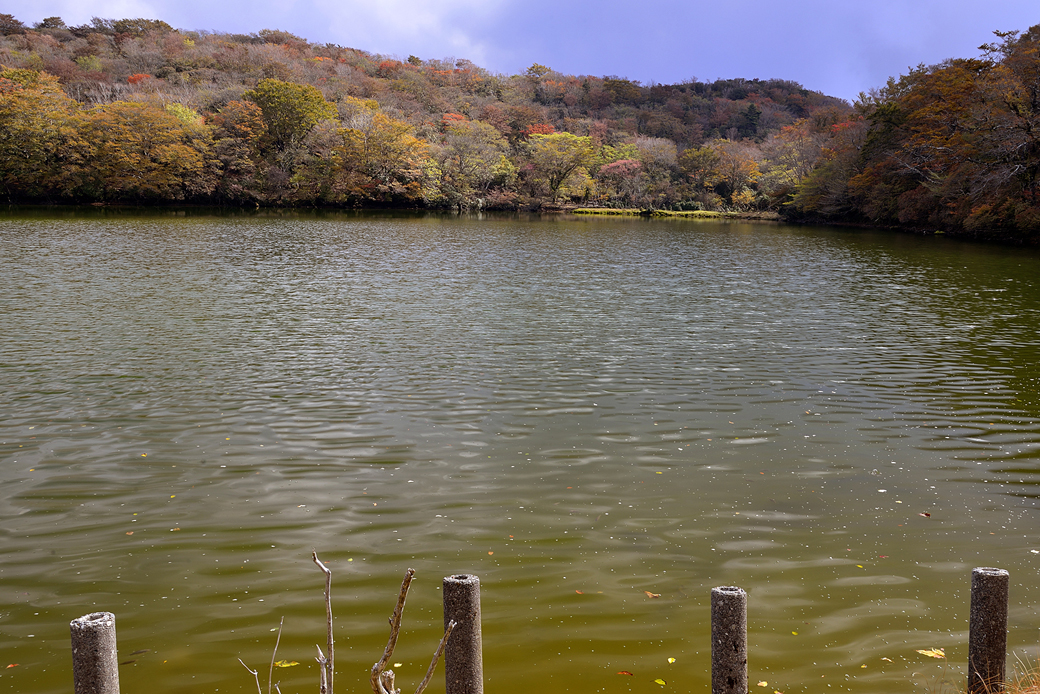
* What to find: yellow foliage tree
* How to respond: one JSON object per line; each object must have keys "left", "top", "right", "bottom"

{"left": 0, "top": 68, "right": 86, "bottom": 198}
{"left": 334, "top": 101, "right": 432, "bottom": 202}
{"left": 75, "top": 101, "right": 217, "bottom": 200}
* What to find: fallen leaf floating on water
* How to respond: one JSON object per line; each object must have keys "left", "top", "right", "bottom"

{"left": 6, "top": 664, "right": 18, "bottom": 669}
{"left": 881, "top": 657, "right": 893, "bottom": 662}
{"left": 919, "top": 513, "right": 931, "bottom": 517}
{"left": 274, "top": 660, "right": 299, "bottom": 668}
{"left": 667, "top": 657, "right": 676, "bottom": 664}
{"left": 654, "top": 679, "right": 667, "bottom": 686}
{"left": 617, "top": 671, "right": 634, "bottom": 676}
{"left": 758, "top": 681, "right": 769, "bottom": 687}
{"left": 916, "top": 648, "right": 945, "bottom": 659}
{"left": 575, "top": 590, "right": 584, "bottom": 594}
{"left": 126, "top": 532, "right": 134, "bottom": 535}
{"left": 644, "top": 591, "right": 661, "bottom": 598}
{"left": 394, "top": 663, "right": 403, "bottom": 668}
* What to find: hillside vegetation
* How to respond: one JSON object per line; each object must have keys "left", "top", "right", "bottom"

{"left": 2, "top": 13, "right": 1039, "bottom": 242}
{"left": 0, "top": 13, "right": 850, "bottom": 211}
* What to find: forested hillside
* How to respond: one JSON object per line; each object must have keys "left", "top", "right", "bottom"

{"left": 3, "top": 13, "right": 1039, "bottom": 242}
{"left": 0, "top": 13, "right": 851, "bottom": 211}
{"left": 791, "top": 26, "right": 1040, "bottom": 242}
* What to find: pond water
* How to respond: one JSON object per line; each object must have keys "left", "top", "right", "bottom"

{"left": 2, "top": 209, "right": 1040, "bottom": 694}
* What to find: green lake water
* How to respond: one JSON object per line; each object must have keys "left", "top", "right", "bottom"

{"left": 2, "top": 209, "right": 1040, "bottom": 694}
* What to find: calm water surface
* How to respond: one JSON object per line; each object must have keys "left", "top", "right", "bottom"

{"left": 2, "top": 210, "right": 1040, "bottom": 694}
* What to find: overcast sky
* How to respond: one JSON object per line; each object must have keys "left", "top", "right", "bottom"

{"left": 15, "top": 0, "right": 1040, "bottom": 101}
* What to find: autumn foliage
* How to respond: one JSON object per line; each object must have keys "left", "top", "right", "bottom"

{"left": 13, "top": 9, "right": 1040, "bottom": 241}
{"left": 789, "top": 25, "right": 1040, "bottom": 241}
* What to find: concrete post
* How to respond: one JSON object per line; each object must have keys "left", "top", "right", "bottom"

{"left": 443, "top": 574, "right": 483, "bottom": 694}
{"left": 969, "top": 567, "right": 1009, "bottom": 694}
{"left": 70, "top": 612, "right": 120, "bottom": 694}
{"left": 711, "top": 586, "right": 747, "bottom": 694}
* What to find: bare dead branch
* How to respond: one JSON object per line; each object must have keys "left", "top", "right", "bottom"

{"left": 380, "top": 668, "right": 397, "bottom": 694}
{"left": 316, "top": 645, "right": 328, "bottom": 694}
{"left": 313, "top": 551, "right": 334, "bottom": 694}
{"left": 414, "top": 619, "right": 456, "bottom": 694}
{"left": 238, "top": 658, "right": 262, "bottom": 694}
{"left": 267, "top": 616, "right": 284, "bottom": 694}
{"left": 370, "top": 568, "right": 415, "bottom": 694}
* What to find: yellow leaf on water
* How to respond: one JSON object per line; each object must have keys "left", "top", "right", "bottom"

{"left": 667, "top": 657, "right": 676, "bottom": 664}
{"left": 274, "top": 660, "right": 299, "bottom": 667}
{"left": 881, "top": 657, "right": 893, "bottom": 662}
{"left": 758, "top": 681, "right": 769, "bottom": 687}
{"left": 654, "top": 679, "right": 666, "bottom": 686}
{"left": 644, "top": 591, "right": 661, "bottom": 598}
{"left": 916, "top": 648, "right": 945, "bottom": 659}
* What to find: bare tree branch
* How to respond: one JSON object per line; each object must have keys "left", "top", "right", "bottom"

{"left": 268, "top": 616, "right": 284, "bottom": 694}
{"left": 313, "top": 551, "right": 334, "bottom": 694}
{"left": 316, "top": 645, "right": 328, "bottom": 694}
{"left": 238, "top": 658, "right": 262, "bottom": 694}
{"left": 380, "top": 668, "right": 397, "bottom": 694}
{"left": 370, "top": 568, "right": 415, "bottom": 694}
{"left": 414, "top": 620, "right": 456, "bottom": 694}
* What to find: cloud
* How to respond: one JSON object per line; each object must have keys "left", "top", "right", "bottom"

{"left": 310, "top": 0, "right": 503, "bottom": 64}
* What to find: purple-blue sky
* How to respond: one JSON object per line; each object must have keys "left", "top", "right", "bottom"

{"left": 14, "top": 0, "right": 1040, "bottom": 101}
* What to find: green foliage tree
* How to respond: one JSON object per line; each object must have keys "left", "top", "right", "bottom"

{"left": 243, "top": 78, "right": 337, "bottom": 153}
{"left": 437, "top": 120, "right": 516, "bottom": 209}
{"left": 523, "top": 132, "right": 595, "bottom": 202}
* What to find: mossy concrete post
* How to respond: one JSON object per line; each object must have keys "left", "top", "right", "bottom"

{"left": 711, "top": 586, "right": 747, "bottom": 694}
{"left": 969, "top": 567, "right": 1009, "bottom": 694}
{"left": 70, "top": 612, "right": 120, "bottom": 694}
{"left": 443, "top": 574, "right": 483, "bottom": 694}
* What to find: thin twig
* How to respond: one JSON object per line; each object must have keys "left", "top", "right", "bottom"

{"left": 238, "top": 658, "right": 262, "bottom": 694}
{"left": 414, "top": 619, "right": 456, "bottom": 694}
{"left": 268, "top": 616, "right": 284, "bottom": 694}
{"left": 371, "top": 568, "right": 415, "bottom": 694}
{"left": 313, "top": 551, "right": 334, "bottom": 694}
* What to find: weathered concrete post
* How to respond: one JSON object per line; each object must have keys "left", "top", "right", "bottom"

{"left": 969, "top": 567, "right": 1009, "bottom": 694}
{"left": 70, "top": 612, "right": 120, "bottom": 694}
{"left": 443, "top": 574, "right": 483, "bottom": 694}
{"left": 711, "top": 586, "right": 747, "bottom": 694}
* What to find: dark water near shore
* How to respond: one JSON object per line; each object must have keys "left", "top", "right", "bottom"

{"left": 2, "top": 210, "right": 1040, "bottom": 694}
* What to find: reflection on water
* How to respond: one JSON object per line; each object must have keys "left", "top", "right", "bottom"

{"left": 2, "top": 210, "right": 1040, "bottom": 694}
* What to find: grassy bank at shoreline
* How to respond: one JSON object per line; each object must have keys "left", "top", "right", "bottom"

{"left": 572, "top": 208, "right": 781, "bottom": 221}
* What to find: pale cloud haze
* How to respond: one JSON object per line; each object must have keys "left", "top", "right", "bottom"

{"left": 12, "top": 0, "right": 1040, "bottom": 100}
